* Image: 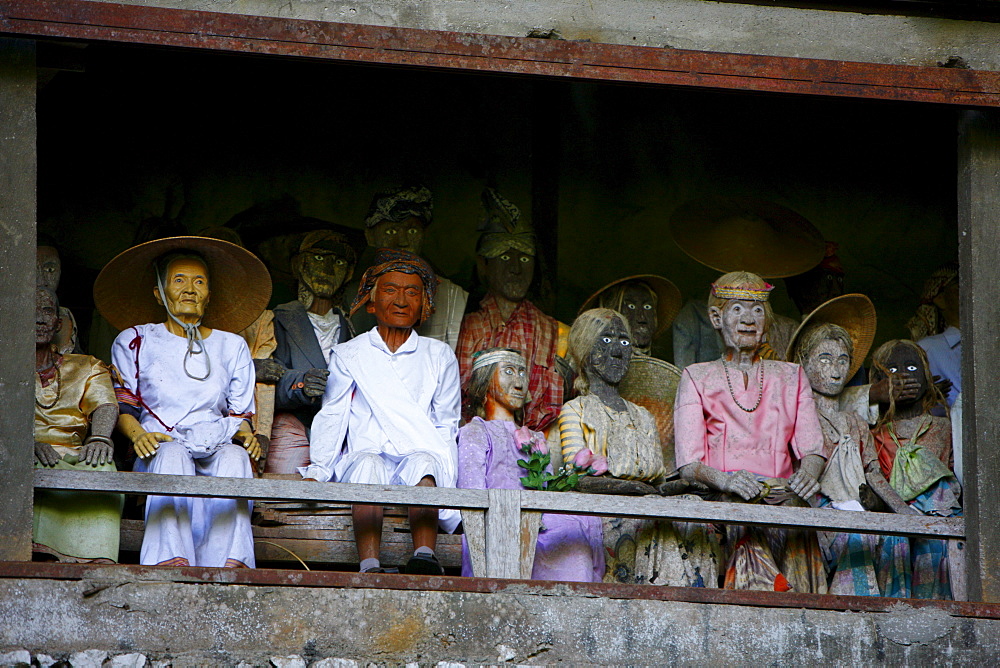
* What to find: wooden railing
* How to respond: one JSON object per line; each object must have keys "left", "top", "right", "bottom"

{"left": 33, "top": 469, "right": 965, "bottom": 580}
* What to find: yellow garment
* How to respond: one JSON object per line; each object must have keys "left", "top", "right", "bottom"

{"left": 34, "top": 354, "right": 116, "bottom": 449}
{"left": 559, "top": 393, "right": 665, "bottom": 481}
{"left": 34, "top": 354, "right": 121, "bottom": 561}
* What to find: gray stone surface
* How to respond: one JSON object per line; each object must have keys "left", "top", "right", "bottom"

{"left": 68, "top": 649, "right": 107, "bottom": 668}
{"left": 81, "top": 0, "right": 1000, "bottom": 71}
{"left": 1, "top": 577, "right": 999, "bottom": 665}
{"left": 0, "top": 650, "right": 29, "bottom": 668}
{"left": 110, "top": 653, "right": 148, "bottom": 668}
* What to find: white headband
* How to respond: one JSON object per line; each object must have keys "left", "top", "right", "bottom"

{"left": 472, "top": 349, "right": 525, "bottom": 372}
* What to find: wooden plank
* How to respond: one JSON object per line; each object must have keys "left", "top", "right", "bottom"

{"left": 958, "top": 109, "right": 1000, "bottom": 603}
{"left": 461, "top": 509, "right": 485, "bottom": 577}
{"left": 518, "top": 490, "right": 965, "bottom": 539}
{"left": 3, "top": 1, "right": 1000, "bottom": 107}
{"left": 34, "top": 469, "right": 491, "bottom": 509}
{"left": 485, "top": 489, "right": 521, "bottom": 579}
{"left": 0, "top": 38, "right": 35, "bottom": 561}
{"left": 520, "top": 511, "right": 542, "bottom": 579}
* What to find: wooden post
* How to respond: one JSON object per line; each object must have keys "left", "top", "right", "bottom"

{"left": 958, "top": 109, "right": 1000, "bottom": 603}
{"left": 460, "top": 509, "right": 486, "bottom": 577}
{"left": 484, "top": 489, "right": 521, "bottom": 579}
{"left": 0, "top": 38, "right": 36, "bottom": 561}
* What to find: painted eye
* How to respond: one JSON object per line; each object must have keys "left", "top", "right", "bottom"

{"left": 519, "top": 370, "right": 526, "bottom": 377}
{"left": 314, "top": 254, "right": 324, "bottom": 261}
{"left": 407, "top": 228, "right": 418, "bottom": 235}
{"left": 386, "top": 228, "right": 397, "bottom": 235}
{"left": 888, "top": 367, "right": 898, "bottom": 373}
{"left": 520, "top": 256, "right": 530, "bottom": 263}
{"left": 335, "top": 259, "right": 346, "bottom": 266}
{"left": 907, "top": 365, "right": 918, "bottom": 372}
{"left": 500, "top": 254, "right": 510, "bottom": 262}
{"left": 602, "top": 337, "right": 612, "bottom": 344}
{"left": 627, "top": 303, "right": 636, "bottom": 309}
{"left": 621, "top": 339, "right": 630, "bottom": 347}
{"left": 643, "top": 304, "right": 652, "bottom": 310}
{"left": 503, "top": 367, "right": 514, "bottom": 375}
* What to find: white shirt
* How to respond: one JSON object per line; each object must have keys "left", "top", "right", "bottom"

{"left": 303, "top": 327, "right": 461, "bottom": 484}
{"left": 111, "top": 323, "right": 255, "bottom": 453}
{"left": 306, "top": 308, "right": 342, "bottom": 365}
{"left": 417, "top": 277, "right": 468, "bottom": 352}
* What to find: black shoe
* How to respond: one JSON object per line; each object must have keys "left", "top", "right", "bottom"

{"left": 404, "top": 552, "right": 444, "bottom": 575}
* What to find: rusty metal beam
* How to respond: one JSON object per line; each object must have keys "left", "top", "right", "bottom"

{"left": 5, "top": 560, "right": 1000, "bottom": 619}
{"left": 2, "top": 0, "right": 1000, "bottom": 107}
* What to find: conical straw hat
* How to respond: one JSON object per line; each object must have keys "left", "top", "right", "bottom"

{"left": 785, "top": 293, "right": 877, "bottom": 380}
{"left": 94, "top": 236, "right": 272, "bottom": 333}
{"left": 670, "top": 196, "right": 826, "bottom": 279}
{"left": 578, "top": 274, "right": 683, "bottom": 339}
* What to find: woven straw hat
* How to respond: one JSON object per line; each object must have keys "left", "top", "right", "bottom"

{"left": 785, "top": 293, "right": 877, "bottom": 380}
{"left": 670, "top": 196, "right": 826, "bottom": 279}
{"left": 94, "top": 236, "right": 272, "bottom": 333}
{"left": 578, "top": 275, "right": 683, "bottom": 339}
{"left": 619, "top": 356, "right": 683, "bottom": 468}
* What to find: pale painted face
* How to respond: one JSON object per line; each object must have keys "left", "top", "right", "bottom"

{"left": 155, "top": 257, "right": 210, "bottom": 324}
{"left": 365, "top": 216, "right": 426, "bottom": 255}
{"left": 711, "top": 299, "right": 766, "bottom": 353}
{"left": 589, "top": 316, "right": 633, "bottom": 386}
{"left": 803, "top": 337, "right": 851, "bottom": 397}
{"left": 489, "top": 358, "right": 529, "bottom": 413}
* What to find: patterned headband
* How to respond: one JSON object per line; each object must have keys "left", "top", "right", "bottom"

{"left": 472, "top": 349, "right": 525, "bottom": 372}
{"left": 711, "top": 283, "right": 774, "bottom": 302}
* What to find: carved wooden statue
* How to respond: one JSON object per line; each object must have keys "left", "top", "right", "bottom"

{"left": 94, "top": 236, "right": 270, "bottom": 568}
{"left": 458, "top": 347, "right": 604, "bottom": 581}
{"left": 33, "top": 286, "right": 121, "bottom": 563}
{"left": 264, "top": 230, "right": 358, "bottom": 474}
{"left": 560, "top": 308, "right": 721, "bottom": 587}
{"left": 36, "top": 240, "right": 79, "bottom": 355}
{"left": 866, "top": 339, "right": 960, "bottom": 599}
{"left": 675, "top": 271, "right": 828, "bottom": 593}
{"left": 305, "top": 248, "right": 461, "bottom": 575}
{"left": 457, "top": 188, "right": 564, "bottom": 433}
{"left": 358, "top": 185, "right": 468, "bottom": 350}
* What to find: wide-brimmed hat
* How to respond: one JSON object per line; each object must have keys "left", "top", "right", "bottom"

{"left": 578, "top": 275, "right": 683, "bottom": 339}
{"left": 670, "top": 197, "right": 826, "bottom": 279}
{"left": 94, "top": 236, "right": 272, "bottom": 333}
{"left": 785, "top": 293, "right": 877, "bottom": 380}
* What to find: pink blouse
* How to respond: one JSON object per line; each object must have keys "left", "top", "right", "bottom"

{"left": 674, "top": 359, "right": 824, "bottom": 479}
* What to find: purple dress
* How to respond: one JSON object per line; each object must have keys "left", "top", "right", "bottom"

{"left": 457, "top": 417, "right": 605, "bottom": 582}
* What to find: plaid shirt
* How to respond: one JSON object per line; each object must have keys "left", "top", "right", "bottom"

{"left": 457, "top": 293, "right": 563, "bottom": 432}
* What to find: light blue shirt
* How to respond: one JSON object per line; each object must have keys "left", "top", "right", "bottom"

{"left": 918, "top": 326, "right": 961, "bottom": 406}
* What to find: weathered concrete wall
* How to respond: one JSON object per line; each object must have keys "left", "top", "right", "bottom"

{"left": 1, "top": 576, "right": 999, "bottom": 666}
{"left": 82, "top": 0, "right": 1000, "bottom": 72}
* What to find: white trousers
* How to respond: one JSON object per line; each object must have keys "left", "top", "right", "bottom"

{"left": 136, "top": 442, "right": 256, "bottom": 567}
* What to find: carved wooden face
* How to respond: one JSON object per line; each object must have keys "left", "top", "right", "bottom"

{"left": 618, "top": 282, "right": 657, "bottom": 350}
{"left": 482, "top": 249, "right": 535, "bottom": 303}
{"left": 710, "top": 299, "right": 766, "bottom": 353}
{"left": 37, "top": 246, "right": 61, "bottom": 290}
{"left": 297, "top": 250, "right": 352, "bottom": 300}
{"left": 589, "top": 316, "right": 633, "bottom": 386}
{"left": 35, "top": 288, "right": 60, "bottom": 346}
{"left": 883, "top": 343, "right": 928, "bottom": 406}
{"left": 489, "top": 359, "right": 529, "bottom": 413}
{"left": 154, "top": 257, "right": 210, "bottom": 324}
{"left": 366, "top": 270, "right": 423, "bottom": 330}
{"left": 365, "top": 216, "right": 426, "bottom": 255}
{"left": 802, "top": 337, "right": 851, "bottom": 397}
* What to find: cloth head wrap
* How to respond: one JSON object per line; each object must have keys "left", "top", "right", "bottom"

{"left": 296, "top": 229, "right": 357, "bottom": 265}
{"left": 472, "top": 348, "right": 526, "bottom": 372}
{"left": 476, "top": 187, "right": 537, "bottom": 259}
{"left": 349, "top": 248, "right": 439, "bottom": 323}
{"left": 364, "top": 185, "right": 433, "bottom": 229}
{"left": 710, "top": 282, "right": 774, "bottom": 302}
{"left": 906, "top": 261, "right": 959, "bottom": 341}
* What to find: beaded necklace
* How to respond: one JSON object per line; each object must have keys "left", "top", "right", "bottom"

{"left": 722, "top": 358, "right": 764, "bottom": 413}
{"left": 35, "top": 364, "right": 61, "bottom": 410}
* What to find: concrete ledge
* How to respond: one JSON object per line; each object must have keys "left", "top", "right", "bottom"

{"left": 2, "top": 563, "right": 1000, "bottom": 665}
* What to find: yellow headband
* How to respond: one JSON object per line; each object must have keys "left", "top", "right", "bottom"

{"left": 711, "top": 283, "right": 774, "bottom": 302}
